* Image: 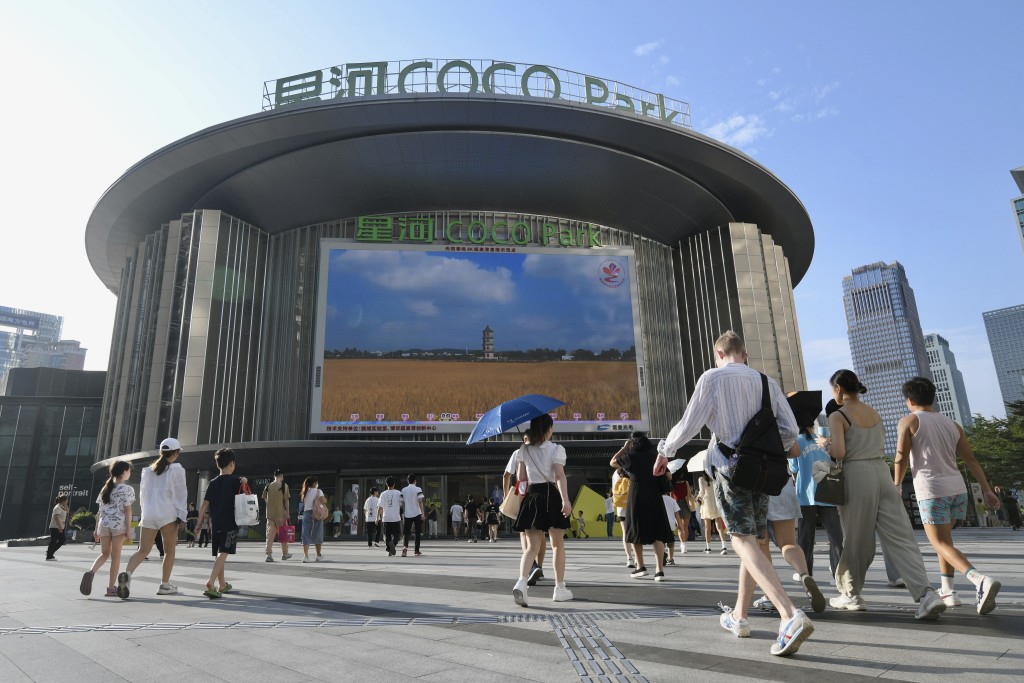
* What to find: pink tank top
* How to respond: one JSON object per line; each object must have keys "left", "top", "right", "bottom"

{"left": 909, "top": 411, "right": 967, "bottom": 501}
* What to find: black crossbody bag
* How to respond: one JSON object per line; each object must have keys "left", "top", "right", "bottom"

{"left": 719, "top": 373, "right": 790, "bottom": 496}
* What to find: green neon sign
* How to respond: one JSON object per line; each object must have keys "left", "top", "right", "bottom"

{"left": 354, "top": 215, "right": 605, "bottom": 249}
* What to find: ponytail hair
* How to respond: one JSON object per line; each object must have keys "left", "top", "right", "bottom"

{"left": 152, "top": 448, "right": 177, "bottom": 476}
{"left": 830, "top": 369, "right": 867, "bottom": 396}
{"left": 525, "top": 414, "right": 554, "bottom": 446}
{"left": 301, "top": 476, "right": 318, "bottom": 502}
{"left": 101, "top": 460, "right": 132, "bottom": 504}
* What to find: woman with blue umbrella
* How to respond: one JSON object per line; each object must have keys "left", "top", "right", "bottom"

{"left": 510, "top": 414, "right": 573, "bottom": 607}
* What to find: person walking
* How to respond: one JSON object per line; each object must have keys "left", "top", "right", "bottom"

{"left": 197, "top": 514, "right": 211, "bottom": 548}
{"left": 364, "top": 487, "right": 381, "bottom": 547}
{"left": 262, "top": 469, "right": 292, "bottom": 562}
{"left": 377, "top": 477, "right": 402, "bottom": 556}
{"left": 486, "top": 499, "right": 501, "bottom": 541}
{"left": 657, "top": 331, "right": 813, "bottom": 657}
{"left": 510, "top": 414, "right": 573, "bottom": 606}
{"left": 504, "top": 448, "right": 546, "bottom": 585}
{"left": 331, "top": 506, "right": 344, "bottom": 539}
{"left": 427, "top": 506, "right": 439, "bottom": 539}
{"left": 300, "top": 476, "right": 326, "bottom": 562}
{"left": 465, "top": 495, "right": 480, "bottom": 543}
{"left": 824, "top": 369, "right": 945, "bottom": 619}
{"left": 81, "top": 461, "right": 134, "bottom": 596}
{"left": 670, "top": 470, "right": 695, "bottom": 554}
{"left": 896, "top": 376, "right": 1002, "bottom": 613}
{"left": 575, "top": 510, "right": 589, "bottom": 539}
{"left": 791, "top": 416, "right": 844, "bottom": 580}
{"left": 193, "top": 448, "right": 245, "bottom": 599}
{"left": 611, "top": 432, "right": 674, "bottom": 581}
{"left": 696, "top": 473, "right": 728, "bottom": 554}
{"left": 185, "top": 503, "right": 198, "bottom": 548}
{"left": 400, "top": 474, "right": 425, "bottom": 557}
{"left": 611, "top": 468, "right": 635, "bottom": 567}
{"left": 604, "top": 490, "right": 615, "bottom": 538}
{"left": 45, "top": 494, "right": 70, "bottom": 561}
{"left": 118, "top": 437, "right": 188, "bottom": 599}
{"left": 662, "top": 493, "right": 682, "bottom": 565}
{"left": 449, "top": 500, "right": 464, "bottom": 540}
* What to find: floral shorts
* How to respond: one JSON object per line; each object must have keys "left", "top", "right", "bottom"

{"left": 713, "top": 471, "right": 768, "bottom": 539}
{"left": 918, "top": 492, "right": 968, "bottom": 525}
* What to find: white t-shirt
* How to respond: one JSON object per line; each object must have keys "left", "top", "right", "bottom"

{"left": 363, "top": 495, "right": 380, "bottom": 521}
{"left": 604, "top": 496, "right": 614, "bottom": 514}
{"left": 378, "top": 489, "right": 403, "bottom": 523}
{"left": 509, "top": 441, "right": 567, "bottom": 484}
{"left": 97, "top": 483, "right": 136, "bottom": 532}
{"left": 401, "top": 484, "right": 424, "bottom": 519}
{"left": 139, "top": 462, "right": 188, "bottom": 528}
{"left": 450, "top": 503, "right": 464, "bottom": 522}
{"left": 663, "top": 495, "right": 680, "bottom": 531}
{"left": 303, "top": 487, "right": 322, "bottom": 512}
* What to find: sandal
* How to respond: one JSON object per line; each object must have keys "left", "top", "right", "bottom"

{"left": 218, "top": 583, "right": 233, "bottom": 594}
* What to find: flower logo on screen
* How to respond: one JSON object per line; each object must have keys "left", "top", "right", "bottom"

{"left": 599, "top": 260, "right": 625, "bottom": 288}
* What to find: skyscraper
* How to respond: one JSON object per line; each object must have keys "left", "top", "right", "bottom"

{"left": 983, "top": 304, "right": 1024, "bottom": 410}
{"left": 843, "top": 262, "right": 932, "bottom": 455}
{"left": 924, "top": 333, "right": 973, "bottom": 427}
{"left": 0, "top": 306, "right": 64, "bottom": 395}
{"left": 1011, "top": 167, "right": 1024, "bottom": 253}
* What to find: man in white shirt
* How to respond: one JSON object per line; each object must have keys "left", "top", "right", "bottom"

{"left": 449, "top": 501, "right": 464, "bottom": 540}
{"left": 363, "top": 488, "right": 381, "bottom": 548}
{"left": 376, "top": 478, "right": 403, "bottom": 556}
{"left": 656, "top": 331, "right": 812, "bottom": 657}
{"left": 400, "top": 474, "right": 426, "bottom": 557}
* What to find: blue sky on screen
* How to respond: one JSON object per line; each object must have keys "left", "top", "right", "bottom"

{"left": 4, "top": 1, "right": 1022, "bottom": 419}
{"left": 324, "top": 249, "right": 637, "bottom": 353}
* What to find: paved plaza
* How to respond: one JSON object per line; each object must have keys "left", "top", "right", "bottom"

{"left": 0, "top": 528, "right": 1021, "bottom": 682}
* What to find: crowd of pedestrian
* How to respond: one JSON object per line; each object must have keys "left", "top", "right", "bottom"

{"left": 57, "top": 329, "right": 1012, "bottom": 661}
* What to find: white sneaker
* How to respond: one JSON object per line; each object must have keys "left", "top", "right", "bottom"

{"left": 265, "top": 555, "right": 274, "bottom": 563}
{"left": 752, "top": 596, "right": 775, "bottom": 611}
{"left": 156, "top": 583, "right": 178, "bottom": 595}
{"left": 976, "top": 577, "right": 1001, "bottom": 615}
{"left": 915, "top": 589, "right": 947, "bottom": 620}
{"left": 316, "top": 555, "right": 324, "bottom": 562}
{"left": 719, "top": 607, "right": 750, "bottom": 638}
{"left": 281, "top": 553, "right": 293, "bottom": 560}
{"left": 829, "top": 594, "right": 866, "bottom": 611}
{"left": 552, "top": 585, "right": 574, "bottom": 602}
{"left": 770, "top": 609, "right": 814, "bottom": 656}
{"left": 513, "top": 579, "right": 528, "bottom": 607}
{"left": 303, "top": 557, "right": 312, "bottom": 563}
{"left": 939, "top": 591, "right": 961, "bottom": 607}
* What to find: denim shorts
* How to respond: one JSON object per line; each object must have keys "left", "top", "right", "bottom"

{"left": 712, "top": 470, "right": 768, "bottom": 538}
{"left": 917, "top": 492, "right": 968, "bottom": 525}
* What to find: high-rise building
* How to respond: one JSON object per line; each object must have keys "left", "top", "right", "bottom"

{"left": 983, "top": 304, "right": 1024, "bottom": 410}
{"left": 1011, "top": 167, "right": 1024, "bottom": 253}
{"left": 924, "top": 333, "right": 973, "bottom": 427}
{"left": 843, "top": 262, "right": 932, "bottom": 455}
{"left": 0, "top": 306, "right": 64, "bottom": 395}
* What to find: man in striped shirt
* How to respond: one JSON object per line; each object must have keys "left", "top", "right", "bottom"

{"left": 656, "top": 331, "right": 813, "bottom": 657}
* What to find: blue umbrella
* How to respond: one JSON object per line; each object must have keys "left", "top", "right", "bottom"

{"left": 466, "top": 394, "right": 565, "bottom": 445}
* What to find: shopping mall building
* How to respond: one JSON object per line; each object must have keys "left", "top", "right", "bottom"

{"left": 86, "top": 59, "right": 814, "bottom": 530}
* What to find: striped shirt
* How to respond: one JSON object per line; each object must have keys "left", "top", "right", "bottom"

{"left": 660, "top": 363, "right": 798, "bottom": 476}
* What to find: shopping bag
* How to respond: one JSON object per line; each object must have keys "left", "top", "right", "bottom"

{"left": 235, "top": 482, "right": 260, "bottom": 526}
{"left": 278, "top": 524, "right": 296, "bottom": 543}
{"left": 499, "top": 484, "right": 524, "bottom": 520}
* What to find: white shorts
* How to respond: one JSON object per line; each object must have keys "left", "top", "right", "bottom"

{"left": 139, "top": 517, "right": 177, "bottom": 530}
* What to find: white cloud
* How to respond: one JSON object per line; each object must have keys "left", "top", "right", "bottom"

{"left": 634, "top": 40, "right": 662, "bottom": 56}
{"left": 659, "top": 55, "right": 670, "bottom": 65}
{"left": 815, "top": 106, "right": 839, "bottom": 119}
{"left": 814, "top": 81, "right": 840, "bottom": 101}
{"left": 407, "top": 299, "right": 439, "bottom": 317}
{"left": 666, "top": 75, "right": 680, "bottom": 86}
{"left": 704, "top": 114, "right": 768, "bottom": 148}
{"left": 332, "top": 250, "right": 516, "bottom": 304}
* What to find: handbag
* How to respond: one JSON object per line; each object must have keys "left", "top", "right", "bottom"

{"left": 499, "top": 482, "right": 525, "bottom": 519}
{"left": 814, "top": 460, "right": 845, "bottom": 506}
{"left": 234, "top": 481, "right": 260, "bottom": 526}
{"left": 278, "top": 524, "right": 296, "bottom": 543}
{"left": 313, "top": 492, "right": 330, "bottom": 521}
{"left": 722, "top": 373, "right": 791, "bottom": 496}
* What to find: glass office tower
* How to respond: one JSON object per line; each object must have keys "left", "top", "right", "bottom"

{"left": 842, "top": 262, "right": 932, "bottom": 455}
{"left": 924, "top": 333, "right": 973, "bottom": 427}
{"left": 0, "top": 306, "right": 64, "bottom": 396}
{"left": 1011, "top": 167, "right": 1024, "bottom": 254}
{"left": 983, "top": 304, "right": 1024, "bottom": 410}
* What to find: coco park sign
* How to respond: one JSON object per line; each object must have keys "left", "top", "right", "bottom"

{"left": 263, "top": 58, "right": 691, "bottom": 128}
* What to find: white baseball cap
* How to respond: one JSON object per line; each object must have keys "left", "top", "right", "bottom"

{"left": 159, "top": 437, "right": 181, "bottom": 452}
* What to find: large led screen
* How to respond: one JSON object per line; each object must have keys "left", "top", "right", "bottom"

{"left": 310, "top": 241, "right": 650, "bottom": 435}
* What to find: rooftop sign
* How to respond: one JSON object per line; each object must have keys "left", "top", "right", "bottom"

{"left": 263, "top": 59, "right": 691, "bottom": 128}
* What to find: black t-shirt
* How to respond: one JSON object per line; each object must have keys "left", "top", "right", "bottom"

{"left": 465, "top": 502, "right": 480, "bottom": 522}
{"left": 485, "top": 504, "right": 499, "bottom": 523}
{"left": 205, "top": 474, "right": 242, "bottom": 532}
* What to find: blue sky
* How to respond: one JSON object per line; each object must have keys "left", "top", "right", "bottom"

{"left": 324, "top": 248, "right": 637, "bottom": 353}
{"left": 2, "top": 1, "right": 1021, "bottom": 418}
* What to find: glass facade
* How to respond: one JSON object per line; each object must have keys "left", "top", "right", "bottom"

{"left": 0, "top": 306, "right": 64, "bottom": 395}
{"left": 843, "top": 262, "right": 932, "bottom": 455}
{"left": 983, "top": 304, "right": 1024, "bottom": 409}
{"left": 924, "top": 333, "right": 973, "bottom": 427}
{"left": 1011, "top": 167, "right": 1024, "bottom": 254}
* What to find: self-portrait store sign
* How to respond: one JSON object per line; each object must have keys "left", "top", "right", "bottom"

{"left": 263, "top": 59, "right": 691, "bottom": 128}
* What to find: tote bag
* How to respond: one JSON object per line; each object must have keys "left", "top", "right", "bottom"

{"left": 234, "top": 482, "right": 260, "bottom": 526}
{"left": 814, "top": 461, "right": 845, "bottom": 506}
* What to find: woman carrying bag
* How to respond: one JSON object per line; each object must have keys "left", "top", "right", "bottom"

{"left": 510, "top": 414, "right": 573, "bottom": 607}
{"left": 300, "top": 476, "right": 327, "bottom": 562}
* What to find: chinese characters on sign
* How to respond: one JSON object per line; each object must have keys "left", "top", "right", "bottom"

{"left": 355, "top": 215, "right": 604, "bottom": 249}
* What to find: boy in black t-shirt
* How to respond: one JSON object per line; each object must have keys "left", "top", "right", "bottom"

{"left": 193, "top": 448, "right": 244, "bottom": 598}
{"left": 465, "top": 496, "right": 480, "bottom": 543}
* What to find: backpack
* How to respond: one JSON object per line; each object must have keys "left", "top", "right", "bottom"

{"left": 312, "top": 491, "right": 330, "bottom": 521}
{"left": 720, "top": 373, "right": 790, "bottom": 495}
{"left": 612, "top": 476, "right": 630, "bottom": 508}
